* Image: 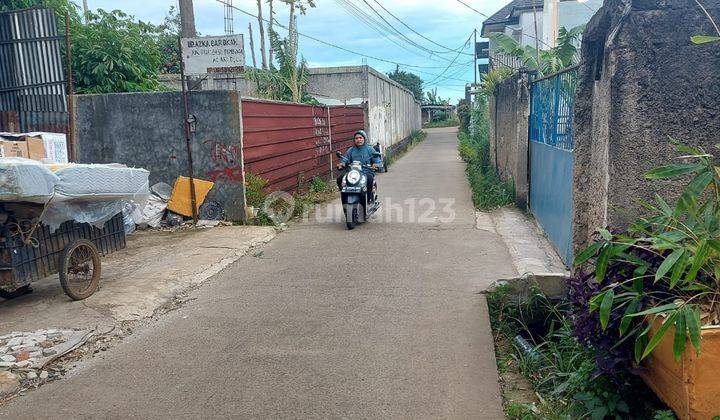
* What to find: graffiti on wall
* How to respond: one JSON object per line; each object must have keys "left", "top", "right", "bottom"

{"left": 313, "top": 116, "right": 330, "bottom": 166}
{"left": 203, "top": 139, "right": 243, "bottom": 182}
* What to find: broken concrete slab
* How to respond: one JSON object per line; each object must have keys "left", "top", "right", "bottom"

{"left": 0, "top": 371, "right": 18, "bottom": 395}
{"left": 0, "top": 226, "right": 276, "bottom": 335}
{"left": 477, "top": 207, "right": 569, "bottom": 298}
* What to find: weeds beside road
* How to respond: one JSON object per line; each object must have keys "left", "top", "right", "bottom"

{"left": 457, "top": 98, "right": 514, "bottom": 210}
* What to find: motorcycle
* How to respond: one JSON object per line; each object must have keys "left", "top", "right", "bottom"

{"left": 336, "top": 151, "right": 381, "bottom": 230}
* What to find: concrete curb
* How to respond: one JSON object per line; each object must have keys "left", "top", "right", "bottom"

{"left": 476, "top": 207, "right": 569, "bottom": 298}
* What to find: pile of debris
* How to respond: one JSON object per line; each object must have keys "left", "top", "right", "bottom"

{"left": 124, "top": 176, "right": 225, "bottom": 234}
{"left": 0, "top": 329, "right": 93, "bottom": 397}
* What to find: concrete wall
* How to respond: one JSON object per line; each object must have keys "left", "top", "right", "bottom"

{"left": 571, "top": 0, "right": 720, "bottom": 254}
{"left": 74, "top": 91, "right": 246, "bottom": 221}
{"left": 306, "top": 66, "right": 422, "bottom": 149}
{"left": 489, "top": 72, "right": 530, "bottom": 209}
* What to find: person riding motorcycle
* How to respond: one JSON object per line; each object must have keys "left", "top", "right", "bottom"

{"left": 336, "top": 130, "right": 380, "bottom": 203}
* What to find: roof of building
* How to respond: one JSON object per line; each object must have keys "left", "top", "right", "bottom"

{"left": 480, "top": 0, "right": 544, "bottom": 36}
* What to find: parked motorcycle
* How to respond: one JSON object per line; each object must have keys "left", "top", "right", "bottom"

{"left": 336, "top": 151, "right": 381, "bottom": 230}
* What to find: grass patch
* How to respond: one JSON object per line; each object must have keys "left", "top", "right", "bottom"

{"left": 423, "top": 117, "right": 459, "bottom": 128}
{"left": 458, "top": 101, "right": 514, "bottom": 210}
{"left": 487, "top": 285, "right": 672, "bottom": 419}
{"left": 244, "top": 173, "right": 337, "bottom": 226}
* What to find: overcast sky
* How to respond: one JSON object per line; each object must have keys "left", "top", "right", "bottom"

{"left": 85, "top": 0, "right": 506, "bottom": 102}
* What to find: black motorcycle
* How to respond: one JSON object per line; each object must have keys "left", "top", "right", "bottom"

{"left": 336, "top": 151, "right": 381, "bottom": 230}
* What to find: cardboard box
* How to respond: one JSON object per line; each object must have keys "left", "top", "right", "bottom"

{"left": 167, "top": 176, "right": 215, "bottom": 217}
{"left": 25, "top": 136, "right": 46, "bottom": 161}
{"left": 0, "top": 140, "right": 28, "bottom": 158}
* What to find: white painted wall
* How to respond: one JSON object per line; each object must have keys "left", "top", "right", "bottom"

{"left": 543, "top": 0, "right": 602, "bottom": 47}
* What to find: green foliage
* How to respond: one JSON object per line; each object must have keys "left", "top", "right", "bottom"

{"left": 459, "top": 99, "right": 514, "bottom": 210}
{"left": 423, "top": 87, "right": 449, "bottom": 105}
{"left": 3, "top": 1, "right": 164, "bottom": 93}
{"left": 576, "top": 141, "right": 720, "bottom": 362}
{"left": 72, "top": 9, "right": 161, "bottom": 93}
{"left": 244, "top": 172, "right": 269, "bottom": 209}
{"left": 423, "top": 115, "right": 459, "bottom": 128}
{"left": 480, "top": 67, "right": 513, "bottom": 97}
{"left": 488, "top": 288, "right": 640, "bottom": 419}
{"left": 457, "top": 99, "right": 471, "bottom": 132}
{"left": 155, "top": 6, "right": 181, "bottom": 74}
{"left": 308, "top": 176, "right": 327, "bottom": 193}
{"left": 488, "top": 25, "right": 585, "bottom": 75}
{"left": 257, "top": 0, "right": 316, "bottom": 103}
{"left": 387, "top": 68, "right": 423, "bottom": 101}
{"left": 691, "top": 35, "right": 720, "bottom": 44}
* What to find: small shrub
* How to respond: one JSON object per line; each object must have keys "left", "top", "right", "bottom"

{"left": 308, "top": 176, "right": 327, "bottom": 193}
{"left": 458, "top": 99, "right": 514, "bottom": 210}
{"left": 244, "top": 172, "right": 268, "bottom": 208}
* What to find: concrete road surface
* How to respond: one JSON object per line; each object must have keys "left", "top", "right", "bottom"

{"left": 0, "top": 127, "right": 516, "bottom": 419}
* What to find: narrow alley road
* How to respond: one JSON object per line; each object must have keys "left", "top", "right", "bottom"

{"left": 1, "top": 127, "right": 516, "bottom": 419}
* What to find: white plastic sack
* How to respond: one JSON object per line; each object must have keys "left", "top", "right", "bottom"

{"left": 132, "top": 194, "right": 167, "bottom": 228}
{"left": 0, "top": 157, "right": 58, "bottom": 203}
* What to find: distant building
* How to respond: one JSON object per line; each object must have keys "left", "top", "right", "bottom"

{"left": 480, "top": 0, "right": 602, "bottom": 69}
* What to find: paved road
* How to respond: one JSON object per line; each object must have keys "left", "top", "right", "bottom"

{"left": 1, "top": 127, "right": 516, "bottom": 419}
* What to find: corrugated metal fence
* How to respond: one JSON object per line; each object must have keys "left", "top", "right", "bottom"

{"left": 0, "top": 7, "right": 68, "bottom": 133}
{"left": 241, "top": 98, "right": 364, "bottom": 192}
{"left": 528, "top": 66, "right": 579, "bottom": 266}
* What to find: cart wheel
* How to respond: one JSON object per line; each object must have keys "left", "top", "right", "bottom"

{"left": 59, "top": 239, "right": 101, "bottom": 301}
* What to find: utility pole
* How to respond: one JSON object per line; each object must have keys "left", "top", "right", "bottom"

{"left": 532, "top": 3, "right": 541, "bottom": 68}
{"left": 248, "top": 23, "right": 257, "bottom": 68}
{"left": 473, "top": 29, "right": 477, "bottom": 88}
{"left": 256, "top": 0, "right": 268, "bottom": 70}
{"left": 268, "top": 0, "right": 274, "bottom": 66}
{"left": 82, "top": 0, "right": 89, "bottom": 20}
{"left": 179, "top": 0, "right": 197, "bottom": 38}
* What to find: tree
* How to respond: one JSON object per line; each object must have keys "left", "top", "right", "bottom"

{"left": 387, "top": 67, "right": 423, "bottom": 100}
{"left": 248, "top": 0, "right": 317, "bottom": 103}
{"left": 488, "top": 25, "right": 585, "bottom": 75}
{"left": 155, "top": 6, "right": 181, "bottom": 74}
{"left": 72, "top": 9, "right": 162, "bottom": 93}
{"left": 3, "top": 1, "right": 165, "bottom": 93}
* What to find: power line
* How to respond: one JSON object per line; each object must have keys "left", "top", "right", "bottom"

{"left": 455, "top": 0, "right": 554, "bottom": 49}
{"left": 335, "top": 0, "right": 467, "bottom": 62}
{"left": 214, "top": 0, "right": 474, "bottom": 71}
{"left": 425, "top": 33, "right": 473, "bottom": 85}
{"left": 370, "top": 0, "right": 473, "bottom": 55}
{"left": 359, "top": 0, "right": 469, "bottom": 57}
{"left": 334, "top": 0, "right": 439, "bottom": 60}
{"left": 454, "top": 0, "right": 490, "bottom": 18}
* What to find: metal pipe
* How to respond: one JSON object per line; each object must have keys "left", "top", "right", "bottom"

{"left": 178, "top": 37, "right": 199, "bottom": 224}
{"left": 327, "top": 106, "right": 333, "bottom": 179}
{"left": 64, "top": 13, "right": 76, "bottom": 162}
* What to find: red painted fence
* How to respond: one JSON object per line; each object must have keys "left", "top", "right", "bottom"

{"left": 241, "top": 98, "right": 365, "bottom": 192}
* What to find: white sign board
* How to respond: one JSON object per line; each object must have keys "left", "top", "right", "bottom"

{"left": 180, "top": 34, "right": 245, "bottom": 75}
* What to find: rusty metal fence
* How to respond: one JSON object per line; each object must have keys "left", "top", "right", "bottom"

{"left": 0, "top": 7, "right": 69, "bottom": 133}
{"left": 241, "top": 98, "right": 365, "bottom": 192}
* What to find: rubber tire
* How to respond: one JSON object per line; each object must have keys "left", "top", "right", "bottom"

{"left": 59, "top": 239, "right": 101, "bottom": 301}
{"left": 345, "top": 204, "right": 359, "bottom": 230}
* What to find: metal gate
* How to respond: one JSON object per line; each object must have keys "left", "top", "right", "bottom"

{"left": 0, "top": 7, "right": 68, "bottom": 133}
{"left": 528, "top": 66, "right": 578, "bottom": 266}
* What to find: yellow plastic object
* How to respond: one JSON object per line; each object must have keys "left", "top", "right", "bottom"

{"left": 166, "top": 176, "right": 215, "bottom": 217}
{"left": 44, "top": 163, "right": 74, "bottom": 172}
